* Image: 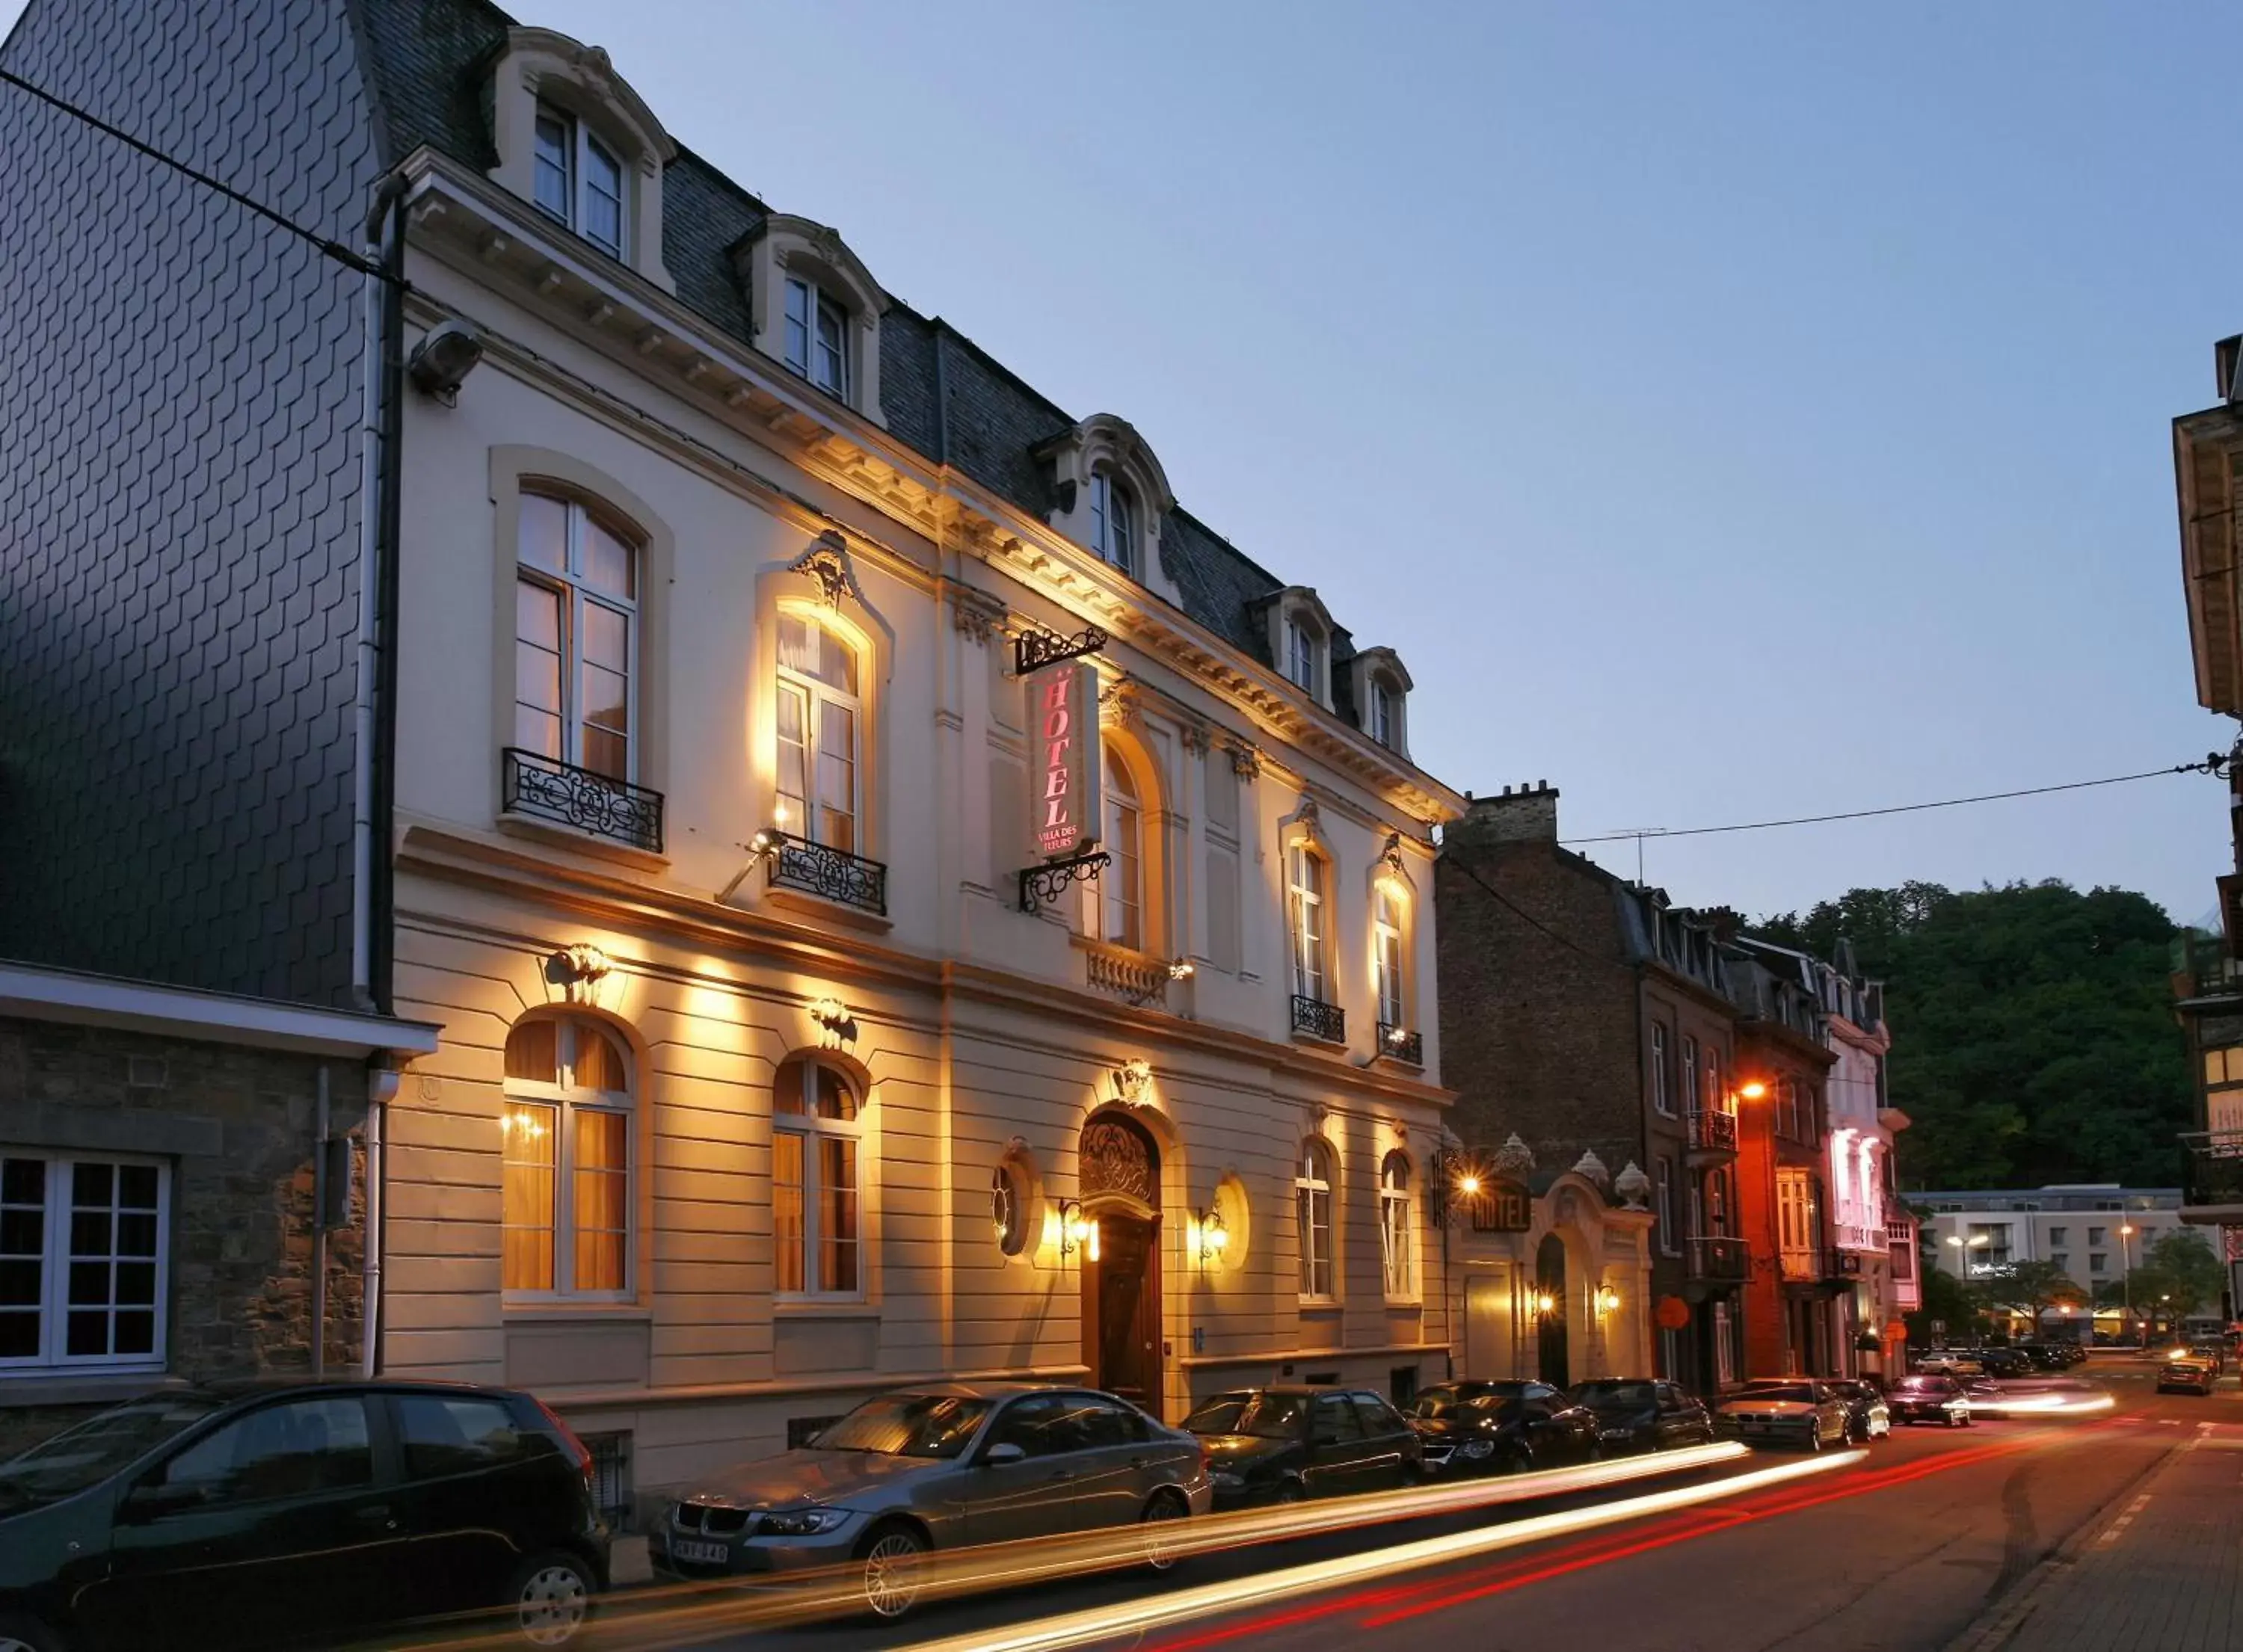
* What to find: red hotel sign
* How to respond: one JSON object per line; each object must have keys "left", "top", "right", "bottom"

{"left": 1029, "top": 661, "right": 1101, "bottom": 858}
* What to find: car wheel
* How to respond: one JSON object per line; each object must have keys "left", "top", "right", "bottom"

{"left": 858, "top": 1523, "right": 931, "bottom": 1621}
{"left": 1141, "top": 1489, "right": 1192, "bottom": 1572}
{"left": 1806, "top": 1424, "right": 1825, "bottom": 1452}
{"left": 1273, "top": 1479, "right": 1305, "bottom": 1505}
{"left": 0, "top": 1615, "right": 67, "bottom": 1652}
{"left": 508, "top": 1551, "right": 596, "bottom": 1648}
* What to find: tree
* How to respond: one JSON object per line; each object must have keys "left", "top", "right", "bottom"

{"left": 2129, "top": 1230, "right": 2226, "bottom": 1319}
{"left": 1906, "top": 1263, "right": 1990, "bottom": 1346}
{"left": 1972, "top": 1260, "right": 2087, "bottom": 1332}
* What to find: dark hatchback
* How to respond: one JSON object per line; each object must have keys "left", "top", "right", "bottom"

{"left": 1184, "top": 1387, "right": 1422, "bottom": 1506}
{"left": 0, "top": 1381, "right": 609, "bottom": 1651}
{"left": 1408, "top": 1381, "right": 1602, "bottom": 1474}
{"left": 1567, "top": 1380, "right": 1714, "bottom": 1455}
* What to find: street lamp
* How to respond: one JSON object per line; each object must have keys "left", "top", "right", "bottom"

{"left": 1944, "top": 1233, "right": 1990, "bottom": 1346}
{"left": 2120, "top": 1224, "right": 2138, "bottom": 1346}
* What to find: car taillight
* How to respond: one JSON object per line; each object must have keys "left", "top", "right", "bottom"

{"left": 533, "top": 1397, "right": 597, "bottom": 1486}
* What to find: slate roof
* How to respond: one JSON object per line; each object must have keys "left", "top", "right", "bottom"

{"left": 351, "top": 0, "right": 1367, "bottom": 693}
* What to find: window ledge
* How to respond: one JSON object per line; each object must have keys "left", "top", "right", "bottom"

{"left": 1297, "top": 1299, "right": 1341, "bottom": 1315}
{"left": 497, "top": 812, "right": 671, "bottom": 872}
{"left": 761, "top": 887, "right": 895, "bottom": 934}
{"left": 0, "top": 1369, "right": 171, "bottom": 1408}
{"left": 502, "top": 1302, "right": 655, "bottom": 1324}
{"left": 773, "top": 1299, "right": 879, "bottom": 1319}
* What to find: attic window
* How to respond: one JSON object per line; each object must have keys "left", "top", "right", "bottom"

{"left": 1369, "top": 676, "right": 1398, "bottom": 748}
{"left": 1285, "top": 617, "right": 1321, "bottom": 693}
{"left": 533, "top": 104, "right": 626, "bottom": 258}
{"left": 784, "top": 278, "right": 849, "bottom": 397}
{"left": 1090, "top": 469, "right": 1138, "bottom": 578}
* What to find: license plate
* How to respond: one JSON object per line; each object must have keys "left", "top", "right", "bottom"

{"left": 671, "top": 1539, "right": 730, "bottom": 1566}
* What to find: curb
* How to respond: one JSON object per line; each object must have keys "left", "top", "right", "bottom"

{"left": 1937, "top": 1435, "right": 2184, "bottom": 1652}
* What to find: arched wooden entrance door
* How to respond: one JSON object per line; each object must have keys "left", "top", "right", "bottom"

{"left": 1080, "top": 1110, "right": 1163, "bottom": 1418}
{"left": 1536, "top": 1233, "right": 1569, "bottom": 1387}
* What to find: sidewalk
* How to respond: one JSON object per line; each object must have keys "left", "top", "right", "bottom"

{"left": 1959, "top": 1423, "right": 2243, "bottom": 1651}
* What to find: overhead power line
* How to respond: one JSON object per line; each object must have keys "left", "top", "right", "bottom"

{"left": 1560, "top": 758, "right": 2224, "bottom": 848}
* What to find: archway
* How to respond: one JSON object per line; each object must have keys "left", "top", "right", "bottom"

{"left": 1536, "top": 1233, "right": 1569, "bottom": 1386}
{"left": 1078, "top": 1109, "right": 1163, "bottom": 1417}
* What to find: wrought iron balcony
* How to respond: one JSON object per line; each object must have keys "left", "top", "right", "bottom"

{"left": 1291, "top": 994, "right": 1347, "bottom": 1044}
{"left": 502, "top": 748, "right": 665, "bottom": 854}
{"left": 1685, "top": 1235, "right": 1750, "bottom": 1283}
{"left": 1684, "top": 1109, "right": 1738, "bottom": 1156}
{"left": 759, "top": 828, "right": 887, "bottom": 916}
{"left": 1376, "top": 1023, "right": 1424, "bottom": 1065}
{"left": 2182, "top": 1131, "right": 2243, "bottom": 1209}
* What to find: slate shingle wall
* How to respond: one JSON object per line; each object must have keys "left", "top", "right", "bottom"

{"left": 0, "top": 0, "right": 382, "bottom": 1004}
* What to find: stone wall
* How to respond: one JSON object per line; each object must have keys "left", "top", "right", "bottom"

{"left": 0, "top": 1016, "right": 366, "bottom": 1456}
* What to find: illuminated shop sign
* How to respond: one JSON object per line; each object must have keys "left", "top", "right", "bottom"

{"left": 1028, "top": 661, "right": 1101, "bottom": 859}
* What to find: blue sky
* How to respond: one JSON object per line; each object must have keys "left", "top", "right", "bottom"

{"left": 9, "top": 0, "right": 2238, "bottom": 923}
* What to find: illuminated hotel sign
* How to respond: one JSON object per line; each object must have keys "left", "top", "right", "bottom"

{"left": 1028, "top": 661, "right": 1101, "bottom": 859}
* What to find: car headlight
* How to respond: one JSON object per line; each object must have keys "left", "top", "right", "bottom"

{"left": 755, "top": 1508, "right": 852, "bottom": 1536}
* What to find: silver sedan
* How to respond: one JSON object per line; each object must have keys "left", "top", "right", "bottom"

{"left": 663, "top": 1383, "right": 1211, "bottom": 1617}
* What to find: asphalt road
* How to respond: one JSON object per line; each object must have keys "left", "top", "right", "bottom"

{"left": 633, "top": 1357, "right": 2230, "bottom": 1652}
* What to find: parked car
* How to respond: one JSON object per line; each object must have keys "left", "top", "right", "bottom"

{"left": 1566, "top": 1380, "right": 1714, "bottom": 1454}
{"left": 1184, "top": 1386, "right": 1422, "bottom": 1507}
{"left": 1710, "top": 1382, "right": 1852, "bottom": 1451}
{"left": 2186, "top": 1341, "right": 2227, "bottom": 1375}
{"left": 1824, "top": 1379, "right": 1892, "bottom": 1443}
{"left": 2158, "top": 1357, "right": 2218, "bottom": 1396}
{"left": 665, "top": 1384, "right": 1207, "bottom": 1618}
{"left": 0, "top": 1380, "right": 609, "bottom": 1652}
{"left": 1887, "top": 1375, "right": 1973, "bottom": 1427}
{"left": 1914, "top": 1352, "right": 1987, "bottom": 1378}
{"left": 2016, "top": 1343, "right": 2070, "bottom": 1372}
{"left": 1976, "top": 1348, "right": 2034, "bottom": 1379}
{"left": 1404, "top": 1381, "right": 1600, "bottom": 1475}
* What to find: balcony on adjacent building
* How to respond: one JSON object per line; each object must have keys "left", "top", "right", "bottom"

{"left": 757, "top": 828, "right": 888, "bottom": 916}
{"left": 501, "top": 748, "right": 665, "bottom": 854}
{"left": 1376, "top": 1023, "right": 1424, "bottom": 1066}
{"left": 1836, "top": 1219, "right": 1887, "bottom": 1252}
{"left": 1686, "top": 1235, "right": 1750, "bottom": 1284}
{"left": 2182, "top": 1129, "right": 2243, "bottom": 1221}
{"left": 1684, "top": 1108, "right": 1738, "bottom": 1157}
{"left": 1291, "top": 994, "right": 1347, "bottom": 1045}
{"left": 1889, "top": 1218, "right": 1922, "bottom": 1309}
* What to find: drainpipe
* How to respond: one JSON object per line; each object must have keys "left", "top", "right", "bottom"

{"left": 363, "top": 1067, "right": 399, "bottom": 1378}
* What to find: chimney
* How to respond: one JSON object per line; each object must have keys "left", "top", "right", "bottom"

{"left": 2218, "top": 334, "right": 2243, "bottom": 403}
{"left": 1454, "top": 780, "right": 1560, "bottom": 844}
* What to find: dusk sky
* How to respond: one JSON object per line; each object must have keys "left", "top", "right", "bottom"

{"left": 10, "top": 0, "right": 2236, "bottom": 924}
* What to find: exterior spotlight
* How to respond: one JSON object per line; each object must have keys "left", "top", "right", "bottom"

{"left": 1737, "top": 1080, "right": 1768, "bottom": 1102}
{"left": 1458, "top": 1173, "right": 1482, "bottom": 1198}
{"left": 407, "top": 318, "right": 484, "bottom": 403}
{"left": 1534, "top": 1291, "right": 1557, "bottom": 1316}
{"left": 1596, "top": 1286, "right": 1620, "bottom": 1315}
{"left": 1167, "top": 958, "right": 1196, "bottom": 981}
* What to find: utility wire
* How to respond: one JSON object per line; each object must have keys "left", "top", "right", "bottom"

{"left": 1560, "top": 759, "right": 2222, "bottom": 848}
{"left": 0, "top": 67, "right": 399, "bottom": 284}
{"left": 1439, "top": 848, "right": 1622, "bottom": 970}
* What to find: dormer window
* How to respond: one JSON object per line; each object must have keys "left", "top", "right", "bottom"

{"left": 1264, "top": 587, "right": 1338, "bottom": 711}
{"left": 1090, "top": 469, "right": 1137, "bottom": 577}
{"left": 1349, "top": 647, "right": 1413, "bottom": 755}
{"left": 784, "top": 277, "right": 849, "bottom": 397}
{"left": 1369, "top": 679, "right": 1397, "bottom": 747}
{"left": 1284, "top": 617, "right": 1321, "bottom": 692}
{"left": 532, "top": 104, "right": 626, "bottom": 257}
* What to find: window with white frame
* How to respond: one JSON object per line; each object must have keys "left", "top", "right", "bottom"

{"left": 1296, "top": 1138, "right": 1335, "bottom": 1300}
{"left": 774, "top": 1053, "right": 862, "bottom": 1298}
{"left": 1089, "top": 468, "right": 1137, "bottom": 577}
{"left": 783, "top": 277, "right": 849, "bottom": 398}
{"left": 502, "top": 1017, "right": 633, "bottom": 1297}
{"left": 1373, "top": 884, "right": 1406, "bottom": 1030}
{"left": 515, "top": 490, "right": 639, "bottom": 783}
{"left": 1682, "top": 1037, "right": 1699, "bottom": 1115}
{"left": 1654, "top": 1156, "right": 1677, "bottom": 1254}
{"left": 1379, "top": 1151, "right": 1415, "bottom": 1298}
{"left": 1704, "top": 1046, "right": 1721, "bottom": 1112}
{"left": 1287, "top": 844, "right": 1330, "bottom": 1005}
{"left": 1650, "top": 1022, "right": 1672, "bottom": 1114}
{"left": 1368, "top": 676, "right": 1399, "bottom": 748}
{"left": 775, "top": 611, "right": 862, "bottom": 852}
{"left": 0, "top": 1151, "right": 167, "bottom": 1374}
{"left": 1777, "top": 1169, "right": 1815, "bottom": 1263}
{"left": 1101, "top": 740, "right": 1143, "bottom": 950}
{"left": 1284, "top": 617, "right": 1320, "bottom": 694}
{"left": 532, "top": 102, "right": 626, "bottom": 258}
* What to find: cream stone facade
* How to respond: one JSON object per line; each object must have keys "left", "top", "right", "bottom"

{"left": 368, "top": 24, "right": 1468, "bottom": 1505}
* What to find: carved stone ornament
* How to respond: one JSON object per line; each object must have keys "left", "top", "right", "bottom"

{"left": 789, "top": 530, "right": 864, "bottom": 610}
{"left": 1080, "top": 1115, "right": 1157, "bottom": 1207}
{"left": 1613, "top": 1160, "right": 1651, "bottom": 1210}
{"left": 1112, "top": 1058, "right": 1152, "bottom": 1106}
{"left": 1492, "top": 1132, "right": 1536, "bottom": 1177}
{"left": 1226, "top": 741, "right": 1261, "bottom": 780}
{"left": 1100, "top": 674, "right": 1142, "bottom": 730}
{"left": 544, "top": 943, "right": 612, "bottom": 1003}
{"left": 1379, "top": 830, "right": 1407, "bottom": 878}
{"left": 1571, "top": 1149, "right": 1610, "bottom": 1192}
{"left": 948, "top": 584, "right": 1007, "bottom": 645}
{"left": 1180, "top": 718, "right": 1210, "bottom": 756}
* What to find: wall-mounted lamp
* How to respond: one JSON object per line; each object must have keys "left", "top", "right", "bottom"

{"left": 1533, "top": 1290, "right": 1558, "bottom": 1317}
{"left": 1191, "top": 1205, "right": 1230, "bottom": 1268}
{"left": 1125, "top": 959, "right": 1196, "bottom": 1006}
{"left": 407, "top": 318, "right": 484, "bottom": 404}
{"left": 1736, "top": 1080, "right": 1769, "bottom": 1102}
{"left": 1595, "top": 1286, "right": 1621, "bottom": 1316}
{"left": 1458, "top": 1173, "right": 1483, "bottom": 1199}
{"left": 1057, "top": 1199, "right": 1098, "bottom": 1263}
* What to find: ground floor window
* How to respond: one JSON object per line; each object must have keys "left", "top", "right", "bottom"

{"left": 0, "top": 1150, "right": 168, "bottom": 1375}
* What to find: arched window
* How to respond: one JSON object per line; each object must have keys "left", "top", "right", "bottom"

{"left": 1379, "top": 1152, "right": 1415, "bottom": 1298}
{"left": 1090, "top": 468, "right": 1136, "bottom": 578}
{"left": 773, "top": 1052, "right": 863, "bottom": 1298}
{"left": 1101, "top": 740, "right": 1142, "bottom": 950}
{"left": 502, "top": 1017, "right": 633, "bottom": 1297}
{"left": 1373, "top": 884, "right": 1406, "bottom": 1032}
{"left": 1296, "top": 1138, "right": 1335, "bottom": 1301}
{"left": 515, "top": 490, "right": 640, "bottom": 782}
{"left": 776, "top": 610, "right": 863, "bottom": 852}
{"left": 1287, "top": 844, "right": 1330, "bottom": 1006}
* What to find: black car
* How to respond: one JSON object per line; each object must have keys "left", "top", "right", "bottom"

{"left": 1976, "top": 1348, "right": 2034, "bottom": 1378}
{"left": 1184, "top": 1387, "right": 1422, "bottom": 1507}
{"left": 1886, "top": 1374, "right": 1973, "bottom": 1427}
{"left": 2016, "top": 1343, "right": 2069, "bottom": 1372}
{"left": 0, "top": 1381, "right": 609, "bottom": 1651}
{"left": 1566, "top": 1380, "right": 1714, "bottom": 1454}
{"left": 1406, "top": 1381, "right": 1602, "bottom": 1475}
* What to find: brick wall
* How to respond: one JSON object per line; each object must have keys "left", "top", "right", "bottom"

{"left": 0, "top": 1017, "right": 364, "bottom": 1455}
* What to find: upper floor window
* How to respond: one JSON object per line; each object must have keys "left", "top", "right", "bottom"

{"left": 776, "top": 611, "right": 862, "bottom": 852}
{"left": 1373, "top": 885, "right": 1406, "bottom": 1029}
{"left": 1284, "top": 617, "right": 1321, "bottom": 693}
{"left": 516, "top": 491, "right": 639, "bottom": 784}
{"left": 1089, "top": 469, "right": 1138, "bottom": 578}
{"left": 1369, "top": 678, "right": 1398, "bottom": 747}
{"left": 1101, "top": 740, "right": 1143, "bottom": 951}
{"left": 1655, "top": 1157, "right": 1677, "bottom": 1254}
{"left": 1287, "top": 844, "right": 1330, "bottom": 1005}
{"left": 1650, "top": 1022, "right": 1673, "bottom": 1115}
{"left": 773, "top": 1053, "right": 864, "bottom": 1298}
{"left": 1296, "top": 1138, "right": 1335, "bottom": 1301}
{"left": 784, "top": 277, "right": 849, "bottom": 398}
{"left": 1704, "top": 1047, "right": 1722, "bottom": 1112}
{"left": 0, "top": 1151, "right": 167, "bottom": 1375}
{"left": 532, "top": 103, "right": 626, "bottom": 258}
{"left": 1379, "top": 1151, "right": 1415, "bottom": 1298}
{"left": 1682, "top": 1038, "right": 1699, "bottom": 1115}
{"left": 503, "top": 1016, "right": 633, "bottom": 1298}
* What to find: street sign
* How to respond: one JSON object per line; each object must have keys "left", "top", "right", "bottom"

{"left": 1930, "top": 1319, "right": 1945, "bottom": 1334}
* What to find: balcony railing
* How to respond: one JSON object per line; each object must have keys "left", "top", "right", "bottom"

{"left": 1684, "top": 1109, "right": 1738, "bottom": 1154}
{"left": 2183, "top": 1133, "right": 2243, "bottom": 1208}
{"left": 502, "top": 748, "right": 665, "bottom": 853}
{"left": 760, "top": 829, "right": 887, "bottom": 916}
{"left": 1686, "top": 1236, "right": 1750, "bottom": 1283}
{"left": 1085, "top": 942, "right": 1169, "bottom": 1006}
{"left": 1376, "top": 1023, "right": 1424, "bottom": 1065}
{"left": 1291, "top": 995, "right": 1347, "bottom": 1045}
